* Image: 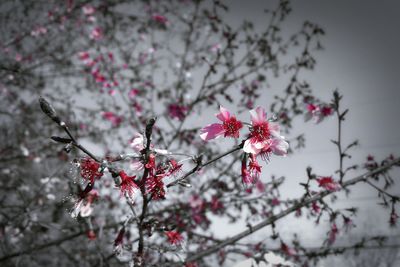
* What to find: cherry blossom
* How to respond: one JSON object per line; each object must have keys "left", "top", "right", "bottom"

{"left": 165, "top": 231, "right": 183, "bottom": 245}
{"left": 305, "top": 103, "right": 334, "bottom": 123}
{"left": 327, "top": 223, "right": 339, "bottom": 245}
{"left": 82, "top": 5, "right": 95, "bottom": 16}
{"left": 80, "top": 157, "right": 103, "bottom": 184}
{"left": 90, "top": 27, "right": 103, "bottom": 40}
{"left": 168, "top": 103, "right": 188, "bottom": 121}
{"left": 200, "top": 106, "right": 243, "bottom": 141}
{"left": 317, "top": 176, "right": 341, "bottom": 192}
{"left": 243, "top": 107, "right": 288, "bottom": 156}
{"left": 152, "top": 14, "right": 168, "bottom": 25}
{"left": 119, "top": 171, "right": 139, "bottom": 202}
{"left": 102, "top": 111, "right": 123, "bottom": 127}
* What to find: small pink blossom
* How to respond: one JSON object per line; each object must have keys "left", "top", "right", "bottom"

{"left": 86, "top": 230, "right": 96, "bottom": 240}
{"left": 281, "top": 242, "right": 296, "bottom": 257}
{"left": 271, "top": 198, "right": 280, "bottom": 206}
{"left": 128, "top": 88, "right": 139, "bottom": 99}
{"left": 200, "top": 106, "right": 243, "bottom": 141}
{"left": 78, "top": 51, "right": 90, "bottom": 61}
{"left": 165, "top": 231, "right": 183, "bottom": 245}
{"left": 210, "top": 43, "right": 221, "bottom": 53}
{"left": 82, "top": 5, "right": 96, "bottom": 15}
{"left": 15, "top": 54, "right": 22, "bottom": 62}
{"left": 114, "top": 227, "right": 125, "bottom": 255}
{"left": 90, "top": 27, "right": 103, "bottom": 40}
{"left": 210, "top": 196, "right": 224, "bottom": 214}
{"left": 327, "top": 223, "right": 339, "bottom": 245}
{"left": 102, "top": 111, "right": 123, "bottom": 127}
{"left": 168, "top": 103, "right": 188, "bottom": 121}
{"left": 31, "top": 26, "right": 47, "bottom": 37}
{"left": 152, "top": 14, "right": 168, "bottom": 25}
{"left": 317, "top": 176, "right": 341, "bottom": 192}
{"left": 305, "top": 103, "right": 334, "bottom": 123}
{"left": 119, "top": 171, "right": 139, "bottom": 202}
{"left": 311, "top": 201, "right": 320, "bottom": 214}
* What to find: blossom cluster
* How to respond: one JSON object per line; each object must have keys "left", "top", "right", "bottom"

{"left": 200, "top": 106, "right": 289, "bottom": 186}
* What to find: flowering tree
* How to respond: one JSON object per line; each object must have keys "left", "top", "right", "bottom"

{"left": 0, "top": 0, "right": 399, "bottom": 266}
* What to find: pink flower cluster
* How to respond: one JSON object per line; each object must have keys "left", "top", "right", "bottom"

{"left": 305, "top": 103, "right": 334, "bottom": 123}
{"left": 317, "top": 176, "right": 341, "bottom": 192}
{"left": 200, "top": 106, "right": 289, "bottom": 187}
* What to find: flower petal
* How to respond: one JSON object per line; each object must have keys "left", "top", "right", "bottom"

{"left": 243, "top": 139, "right": 260, "bottom": 154}
{"left": 215, "top": 106, "right": 231, "bottom": 122}
{"left": 249, "top": 106, "right": 266, "bottom": 125}
{"left": 200, "top": 123, "right": 225, "bottom": 141}
{"left": 270, "top": 137, "right": 289, "bottom": 156}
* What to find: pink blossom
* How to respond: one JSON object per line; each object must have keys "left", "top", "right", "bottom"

{"left": 82, "top": 5, "right": 96, "bottom": 15}
{"left": 152, "top": 14, "right": 168, "bottom": 25}
{"left": 31, "top": 26, "right": 47, "bottom": 37}
{"left": 165, "top": 231, "right": 183, "bottom": 245}
{"left": 130, "top": 133, "right": 145, "bottom": 152}
{"left": 200, "top": 106, "right": 243, "bottom": 141}
{"left": 317, "top": 176, "right": 341, "bottom": 192}
{"left": 305, "top": 103, "right": 334, "bottom": 123}
{"left": 78, "top": 51, "right": 90, "bottom": 61}
{"left": 119, "top": 171, "right": 139, "bottom": 202}
{"left": 311, "top": 201, "right": 320, "bottom": 214}
{"left": 90, "top": 27, "right": 103, "bottom": 40}
{"left": 102, "top": 111, "right": 123, "bottom": 127}
{"left": 86, "top": 230, "right": 96, "bottom": 240}
{"left": 146, "top": 175, "right": 166, "bottom": 200}
{"left": 248, "top": 154, "right": 262, "bottom": 182}
{"left": 210, "top": 196, "right": 224, "bottom": 214}
{"left": 327, "top": 223, "right": 339, "bottom": 245}
{"left": 271, "top": 198, "right": 280, "bottom": 206}
{"left": 114, "top": 227, "right": 125, "bottom": 255}
{"left": 168, "top": 103, "right": 188, "bottom": 121}
{"left": 210, "top": 43, "right": 221, "bottom": 53}
{"left": 281, "top": 242, "right": 296, "bottom": 257}
{"left": 128, "top": 88, "right": 139, "bottom": 99}
{"left": 80, "top": 157, "right": 103, "bottom": 184}
{"left": 15, "top": 54, "right": 22, "bottom": 62}
{"left": 243, "top": 107, "right": 288, "bottom": 156}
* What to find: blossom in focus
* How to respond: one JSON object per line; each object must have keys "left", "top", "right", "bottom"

{"left": 119, "top": 171, "right": 139, "bottom": 202}
{"left": 243, "top": 107, "right": 288, "bottom": 156}
{"left": 165, "top": 231, "right": 183, "bottom": 245}
{"left": 317, "top": 176, "right": 341, "bottom": 192}
{"left": 80, "top": 157, "right": 103, "bottom": 183}
{"left": 200, "top": 106, "right": 243, "bottom": 141}
{"left": 146, "top": 175, "right": 166, "bottom": 200}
